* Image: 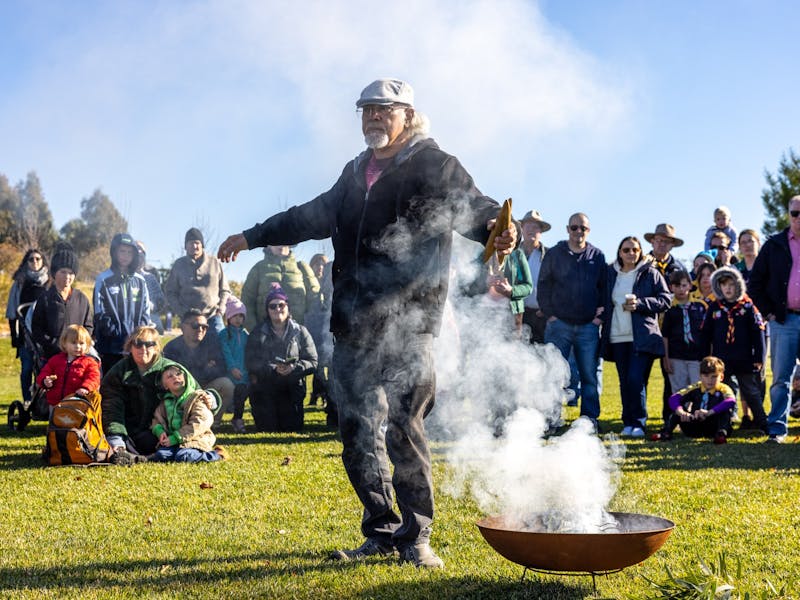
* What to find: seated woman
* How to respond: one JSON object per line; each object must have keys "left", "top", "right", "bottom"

{"left": 100, "top": 326, "right": 220, "bottom": 464}
{"left": 245, "top": 284, "right": 318, "bottom": 432}
{"left": 150, "top": 364, "right": 226, "bottom": 463}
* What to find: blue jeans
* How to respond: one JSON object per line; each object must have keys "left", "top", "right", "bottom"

{"left": 19, "top": 346, "right": 35, "bottom": 403}
{"left": 150, "top": 446, "right": 221, "bottom": 463}
{"left": 207, "top": 314, "right": 225, "bottom": 338}
{"left": 545, "top": 319, "right": 601, "bottom": 419}
{"left": 610, "top": 343, "right": 653, "bottom": 429}
{"left": 767, "top": 316, "right": 800, "bottom": 436}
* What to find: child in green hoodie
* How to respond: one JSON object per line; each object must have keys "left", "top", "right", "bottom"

{"left": 150, "top": 365, "right": 227, "bottom": 462}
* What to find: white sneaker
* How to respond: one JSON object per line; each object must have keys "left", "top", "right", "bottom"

{"left": 621, "top": 426, "right": 633, "bottom": 436}
{"left": 630, "top": 427, "right": 645, "bottom": 438}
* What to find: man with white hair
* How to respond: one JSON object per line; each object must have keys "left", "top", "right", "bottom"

{"left": 218, "top": 78, "right": 517, "bottom": 569}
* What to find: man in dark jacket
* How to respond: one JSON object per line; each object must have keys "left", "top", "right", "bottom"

{"left": 537, "top": 212, "right": 606, "bottom": 428}
{"left": 749, "top": 195, "right": 800, "bottom": 443}
{"left": 218, "top": 78, "right": 516, "bottom": 569}
{"left": 163, "top": 309, "right": 234, "bottom": 426}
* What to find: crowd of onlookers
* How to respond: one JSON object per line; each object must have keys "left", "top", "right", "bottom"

{"left": 6, "top": 227, "right": 332, "bottom": 464}
{"left": 6, "top": 200, "right": 800, "bottom": 461}
{"left": 477, "top": 202, "right": 800, "bottom": 444}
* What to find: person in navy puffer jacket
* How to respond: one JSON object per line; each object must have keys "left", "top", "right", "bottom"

{"left": 93, "top": 233, "right": 151, "bottom": 374}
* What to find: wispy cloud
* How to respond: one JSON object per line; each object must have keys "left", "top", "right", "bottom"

{"left": 0, "top": 0, "right": 633, "bottom": 274}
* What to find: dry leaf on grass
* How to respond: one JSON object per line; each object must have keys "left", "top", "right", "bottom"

{"left": 145, "top": 516, "right": 153, "bottom": 527}
{"left": 200, "top": 482, "right": 214, "bottom": 489}
{"left": 281, "top": 456, "right": 292, "bottom": 466}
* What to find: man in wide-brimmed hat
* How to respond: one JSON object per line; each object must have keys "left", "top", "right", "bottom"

{"left": 644, "top": 223, "right": 686, "bottom": 279}
{"left": 520, "top": 210, "right": 551, "bottom": 344}
{"left": 644, "top": 223, "right": 688, "bottom": 430}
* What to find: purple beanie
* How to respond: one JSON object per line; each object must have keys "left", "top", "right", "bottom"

{"left": 265, "top": 282, "right": 288, "bottom": 307}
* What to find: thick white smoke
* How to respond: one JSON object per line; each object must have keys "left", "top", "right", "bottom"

{"left": 432, "top": 234, "right": 625, "bottom": 532}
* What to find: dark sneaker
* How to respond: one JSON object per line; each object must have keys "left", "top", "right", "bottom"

{"left": 231, "top": 418, "right": 246, "bottom": 434}
{"left": 766, "top": 434, "right": 787, "bottom": 444}
{"left": 738, "top": 416, "right": 754, "bottom": 430}
{"left": 399, "top": 543, "right": 444, "bottom": 569}
{"left": 109, "top": 449, "right": 148, "bottom": 466}
{"left": 329, "top": 538, "right": 396, "bottom": 561}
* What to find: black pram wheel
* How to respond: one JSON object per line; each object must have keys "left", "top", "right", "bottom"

{"left": 8, "top": 401, "right": 31, "bottom": 432}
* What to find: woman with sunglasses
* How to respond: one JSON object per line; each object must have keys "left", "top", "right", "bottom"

{"left": 601, "top": 236, "right": 671, "bottom": 438}
{"left": 245, "top": 283, "right": 318, "bottom": 432}
{"left": 5, "top": 249, "right": 49, "bottom": 404}
{"left": 101, "top": 326, "right": 195, "bottom": 463}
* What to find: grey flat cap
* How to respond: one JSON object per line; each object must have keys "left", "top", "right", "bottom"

{"left": 356, "top": 78, "right": 414, "bottom": 107}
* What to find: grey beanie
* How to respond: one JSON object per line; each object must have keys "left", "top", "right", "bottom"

{"left": 185, "top": 227, "right": 204, "bottom": 246}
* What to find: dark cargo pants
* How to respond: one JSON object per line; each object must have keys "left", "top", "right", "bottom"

{"left": 332, "top": 332, "right": 435, "bottom": 549}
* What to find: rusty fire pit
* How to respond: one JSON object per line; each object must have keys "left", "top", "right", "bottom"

{"left": 477, "top": 512, "right": 674, "bottom": 576}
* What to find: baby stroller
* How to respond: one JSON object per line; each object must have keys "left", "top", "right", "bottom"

{"left": 7, "top": 302, "right": 49, "bottom": 431}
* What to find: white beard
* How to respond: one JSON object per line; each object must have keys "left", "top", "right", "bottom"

{"left": 364, "top": 131, "right": 389, "bottom": 149}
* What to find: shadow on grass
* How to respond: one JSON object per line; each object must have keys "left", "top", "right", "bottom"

{"left": 362, "top": 575, "right": 595, "bottom": 599}
{"left": 0, "top": 552, "right": 597, "bottom": 599}
{"left": 622, "top": 432, "right": 800, "bottom": 471}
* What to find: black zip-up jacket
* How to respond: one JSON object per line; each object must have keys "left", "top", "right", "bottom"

{"left": 31, "top": 286, "right": 93, "bottom": 360}
{"left": 242, "top": 137, "right": 501, "bottom": 340}
{"left": 749, "top": 228, "right": 792, "bottom": 323}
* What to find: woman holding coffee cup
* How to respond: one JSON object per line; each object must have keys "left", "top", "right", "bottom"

{"left": 601, "top": 236, "right": 671, "bottom": 438}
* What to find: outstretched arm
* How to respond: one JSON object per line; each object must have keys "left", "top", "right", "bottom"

{"left": 218, "top": 234, "right": 249, "bottom": 263}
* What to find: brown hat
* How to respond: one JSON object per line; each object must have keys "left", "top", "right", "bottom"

{"left": 644, "top": 223, "right": 684, "bottom": 247}
{"left": 520, "top": 210, "right": 551, "bottom": 232}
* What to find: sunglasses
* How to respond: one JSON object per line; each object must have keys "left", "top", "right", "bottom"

{"left": 189, "top": 322, "right": 209, "bottom": 330}
{"left": 620, "top": 247, "right": 640, "bottom": 254}
{"left": 791, "top": 210, "right": 800, "bottom": 218}
{"left": 268, "top": 302, "right": 287, "bottom": 310}
{"left": 569, "top": 225, "right": 589, "bottom": 232}
{"left": 132, "top": 339, "right": 158, "bottom": 349}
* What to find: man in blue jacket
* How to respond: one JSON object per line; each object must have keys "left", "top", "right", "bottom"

{"left": 537, "top": 212, "right": 607, "bottom": 429}
{"left": 217, "top": 78, "right": 517, "bottom": 569}
{"left": 749, "top": 195, "right": 800, "bottom": 443}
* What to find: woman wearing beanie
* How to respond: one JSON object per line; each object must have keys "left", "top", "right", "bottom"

{"left": 5, "top": 249, "right": 49, "bottom": 402}
{"left": 31, "top": 244, "right": 93, "bottom": 362}
{"left": 245, "top": 283, "right": 317, "bottom": 432}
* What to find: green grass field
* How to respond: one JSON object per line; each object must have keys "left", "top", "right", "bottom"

{"left": 1, "top": 337, "right": 798, "bottom": 599}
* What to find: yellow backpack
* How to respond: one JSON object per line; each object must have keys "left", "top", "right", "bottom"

{"left": 46, "top": 391, "right": 110, "bottom": 466}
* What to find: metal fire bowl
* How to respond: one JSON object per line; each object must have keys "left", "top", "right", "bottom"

{"left": 477, "top": 512, "right": 675, "bottom": 573}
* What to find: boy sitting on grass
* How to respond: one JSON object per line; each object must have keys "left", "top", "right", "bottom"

{"left": 655, "top": 356, "right": 734, "bottom": 444}
{"left": 150, "top": 364, "right": 228, "bottom": 463}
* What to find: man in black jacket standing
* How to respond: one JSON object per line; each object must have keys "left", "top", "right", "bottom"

{"left": 749, "top": 195, "right": 800, "bottom": 444}
{"left": 218, "top": 78, "right": 516, "bottom": 569}
{"left": 537, "top": 212, "right": 607, "bottom": 430}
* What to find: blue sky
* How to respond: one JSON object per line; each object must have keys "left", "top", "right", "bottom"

{"left": 1, "top": 0, "right": 798, "bottom": 282}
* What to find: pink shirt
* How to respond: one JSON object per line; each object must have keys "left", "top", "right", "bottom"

{"left": 365, "top": 154, "right": 392, "bottom": 191}
{"left": 787, "top": 230, "right": 800, "bottom": 310}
